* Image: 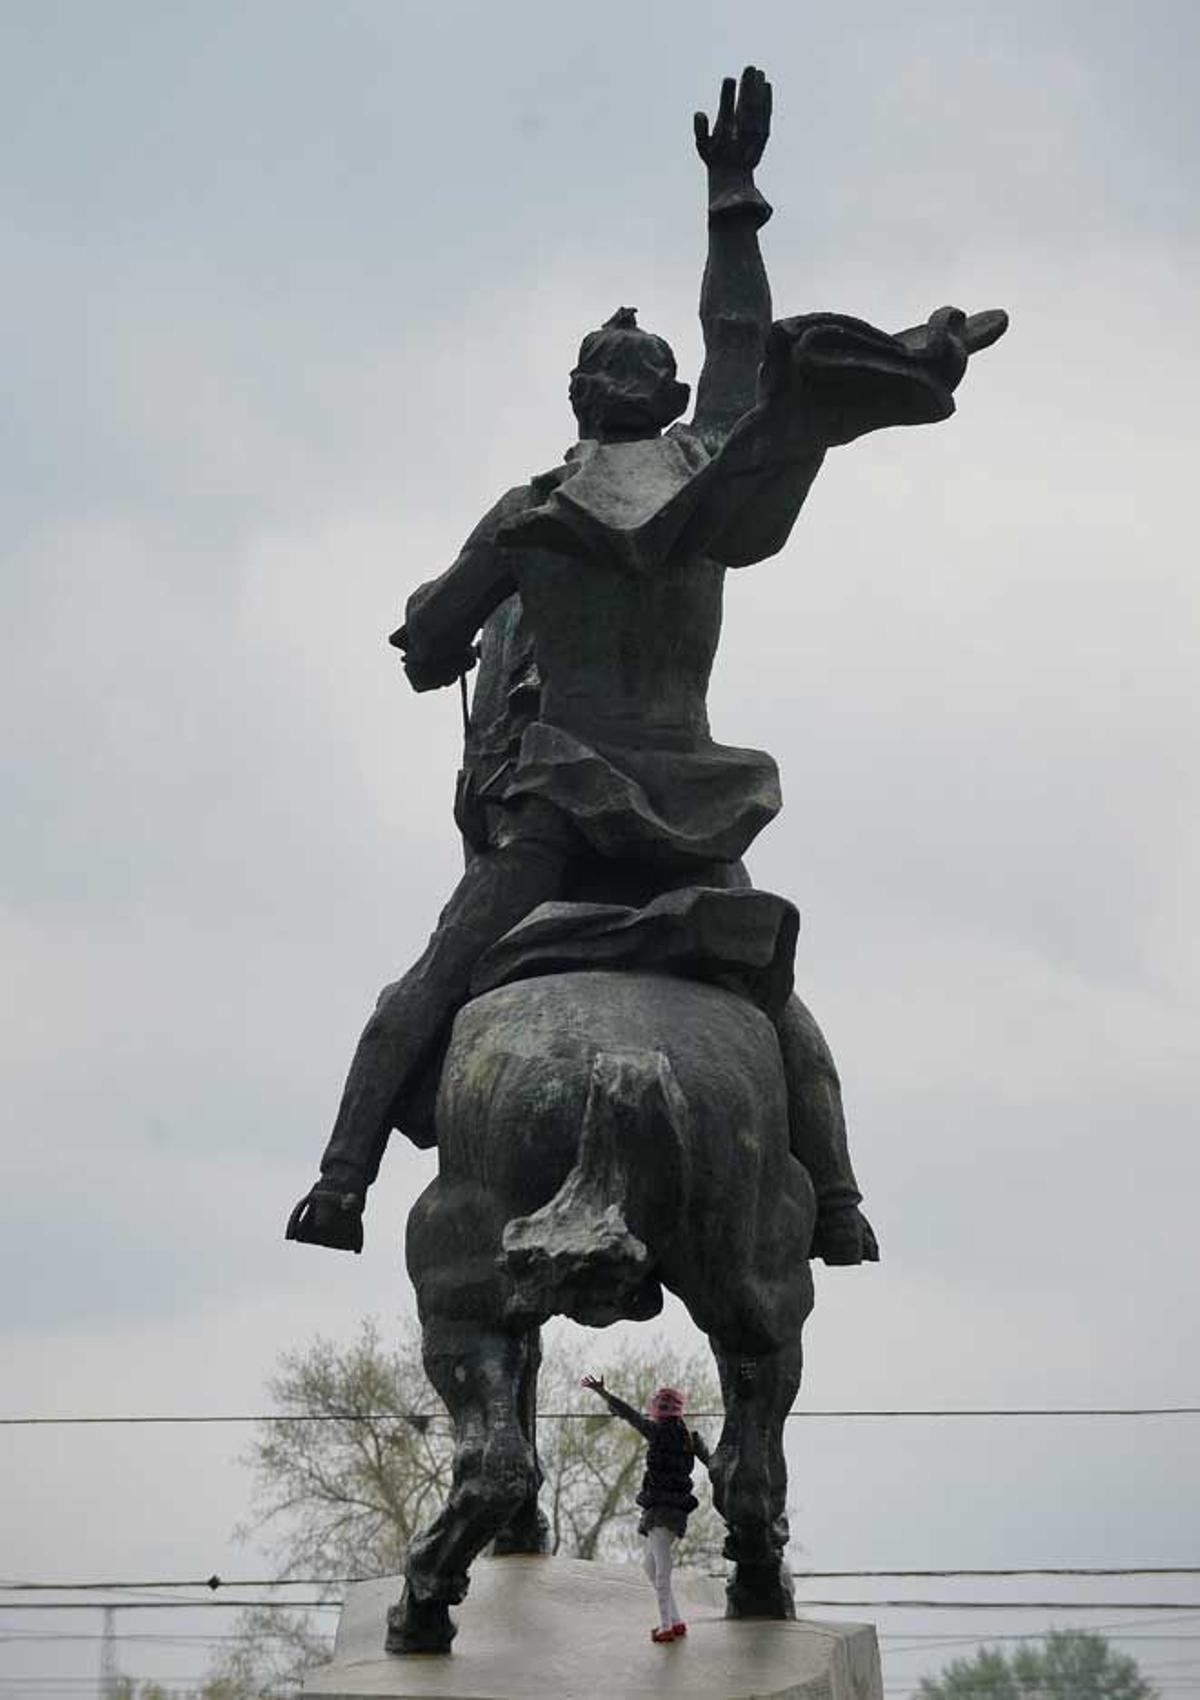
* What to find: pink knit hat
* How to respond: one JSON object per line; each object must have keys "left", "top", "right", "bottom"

{"left": 648, "top": 1386, "right": 687, "bottom": 1420}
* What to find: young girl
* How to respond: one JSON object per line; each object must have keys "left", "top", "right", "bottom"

{"left": 582, "top": 1373, "right": 711, "bottom": 1642}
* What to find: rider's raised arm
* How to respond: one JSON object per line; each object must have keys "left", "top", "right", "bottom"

{"left": 690, "top": 68, "right": 774, "bottom": 444}
{"left": 390, "top": 486, "right": 527, "bottom": 692}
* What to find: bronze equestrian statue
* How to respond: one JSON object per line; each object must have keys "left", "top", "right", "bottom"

{"left": 285, "top": 66, "right": 1007, "bottom": 1653}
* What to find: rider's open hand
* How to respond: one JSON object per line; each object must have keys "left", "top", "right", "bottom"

{"left": 694, "top": 65, "right": 772, "bottom": 173}
{"left": 581, "top": 1374, "right": 606, "bottom": 1395}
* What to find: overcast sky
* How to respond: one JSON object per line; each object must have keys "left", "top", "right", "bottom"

{"left": 2, "top": 2, "right": 1198, "bottom": 1695}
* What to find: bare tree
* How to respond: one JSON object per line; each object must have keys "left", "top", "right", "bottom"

{"left": 242, "top": 1320, "right": 724, "bottom": 1579}
{"left": 194, "top": 1609, "right": 332, "bottom": 1699}
{"left": 240, "top": 1320, "right": 451, "bottom": 1582}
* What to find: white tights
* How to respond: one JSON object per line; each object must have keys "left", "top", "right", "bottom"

{"left": 643, "top": 1525, "right": 681, "bottom": 1629}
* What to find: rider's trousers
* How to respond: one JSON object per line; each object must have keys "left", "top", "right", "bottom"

{"left": 317, "top": 801, "right": 576, "bottom": 1192}
{"left": 316, "top": 804, "right": 861, "bottom": 1213}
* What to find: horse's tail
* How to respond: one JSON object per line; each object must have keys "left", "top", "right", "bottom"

{"left": 574, "top": 1048, "right": 693, "bottom": 1222}
{"left": 499, "top": 1048, "right": 690, "bottom": 1329}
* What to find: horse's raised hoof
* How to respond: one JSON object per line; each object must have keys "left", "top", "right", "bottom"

{"left": 285, "top": 1186, "right": 365, "bottom": 1253}
{"left": 385, "top": 1588, "right": 456, "bottom": 1655}
{"left": 726, "top": 1562, "right": 796, "bottom": 1620}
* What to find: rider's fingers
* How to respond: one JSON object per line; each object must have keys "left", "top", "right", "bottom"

{"left": 716, "top": 75, "right": 735, "bottom": 134}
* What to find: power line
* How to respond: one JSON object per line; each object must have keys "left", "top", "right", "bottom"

{"left": 883, "top": 1683, "right": 1200, "bottom": 1692}
{"left": 5, "top": 1599, "right": 1200, "bottom": 1613}
{"left": 5, "top": 1566, "right": 1200, "bottom": 1592}
{"left": 0, "top": 1631, "right": 328, "bottom": 1643}
{"left": 786, "top": 1603, "right": 1200, "bottom": 1613}
{"left": 881, "top": 1634, "right": 1200, "bottom": 1645}
{"left": 8, "top": 1628, "right": 1200, "bottom": 1647}
{"left": 1, "top": 1404, "right": 1197, "bottom": 1426}
{"left": 794, "top": 1569, "right": 1200, "bottom": 1581}
{"left": 9, "top": 1625, "right": 1196, "bottom": 1638}
{"left": 0, "top": 1600, "right": 339, "bottom": 1611}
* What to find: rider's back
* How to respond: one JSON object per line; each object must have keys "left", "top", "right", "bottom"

{"left": 514, "top": 541, "right": 725, "bottom": 751}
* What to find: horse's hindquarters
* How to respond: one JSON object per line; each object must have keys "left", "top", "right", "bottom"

{"left": 413, "top": 971, "right": 815, "bottom": 1349}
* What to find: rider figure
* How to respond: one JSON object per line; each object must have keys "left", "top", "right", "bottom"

{"left": 286, "top": 67, "right": 1001, "bottom": 1260}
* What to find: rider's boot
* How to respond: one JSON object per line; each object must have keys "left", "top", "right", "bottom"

{"left": 810, "top": 1200, "right": 880, "bottom": 1264}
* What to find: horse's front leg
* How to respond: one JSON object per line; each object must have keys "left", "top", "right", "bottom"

{"left": 708, "top": 1335, "right": 804, "bottom": 1620}
{"left": 388, "top": 1178, "right": 543, "bottom": 1654}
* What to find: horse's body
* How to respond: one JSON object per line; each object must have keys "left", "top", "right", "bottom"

{"left": 390, "top": 968, "right": 817, "bottom": 1652}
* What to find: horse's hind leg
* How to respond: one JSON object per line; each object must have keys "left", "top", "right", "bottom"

{"left": 387, "top": 1177, "right": 542, "bottom": 1654}
{"left": 708, "top": 1333, "right": 804, "bottom": 1619}
{"left": 388, "top": 1317, "right": 542, "bottom": 1652}
{"left": 490, "top": 1324, "right": 550, "bottom": 1557}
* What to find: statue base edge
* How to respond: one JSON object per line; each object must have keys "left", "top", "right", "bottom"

{"left": 303, "top": 1555, "right": 882, "bottom": 1700}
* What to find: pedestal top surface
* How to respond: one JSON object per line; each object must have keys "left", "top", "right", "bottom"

{"left": 304, "top": 1556, "right": 881, "bottom": 1700}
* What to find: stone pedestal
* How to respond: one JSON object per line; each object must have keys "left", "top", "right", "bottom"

{"left": 303, "top": 1555, "right": 882, "bottom": 1700}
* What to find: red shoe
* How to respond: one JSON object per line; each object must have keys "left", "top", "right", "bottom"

{"left": 672, "top": 1621, "right": 688, "bottom": 1639}
{"left": 651, "top": 1627, "right": 675, "bottom": 1644}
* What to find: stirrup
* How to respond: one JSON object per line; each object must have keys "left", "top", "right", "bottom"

{"left": 285, "top": 1186, "right": 365, "bottom": 1253}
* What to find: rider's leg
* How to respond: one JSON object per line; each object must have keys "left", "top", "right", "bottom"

{"left": 676, "top": 858, "right": 876, "bottom": 1264}
{"left": 774, "top": 997, "right": 879, "bottom": 1264}
{"left": 775, "top": 997, "right": 860, "bottom": 1206}
{"left": 287, "top": 800, "right": 578, "bottom": 1249}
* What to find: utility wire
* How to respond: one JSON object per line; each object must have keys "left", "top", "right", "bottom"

{"left": 5, "top": 1567, "right": 1200, "bottom": 1592}
{"left": 793, "top": 1569, "right": 1200, "bottom": 1581}
{"left": 5, "top": 1599, "right": 1200, "bottom": 1613}
{"left": 0, "top": 1600, "right": 339, "bottom": 1611}
{"left": 10, "top": 1627, "right": 1200, "bottom": 1646}
{"left": 881, "top": 1634, "right": 1200, "bottom": 1645}
{"left": 786, "top": 1603, "right": 1200, "bottom": 1613}
{"left": 1, "top": 1404, "right": 1197, "bottom": 1425}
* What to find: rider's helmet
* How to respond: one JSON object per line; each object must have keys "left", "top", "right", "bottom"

{"left": 569, "top": 307, "right": 690, "bottom": 437}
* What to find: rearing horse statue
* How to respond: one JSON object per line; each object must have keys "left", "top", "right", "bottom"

{"left": 284, "top": 65, "right": 1007, "bottom": 1655}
